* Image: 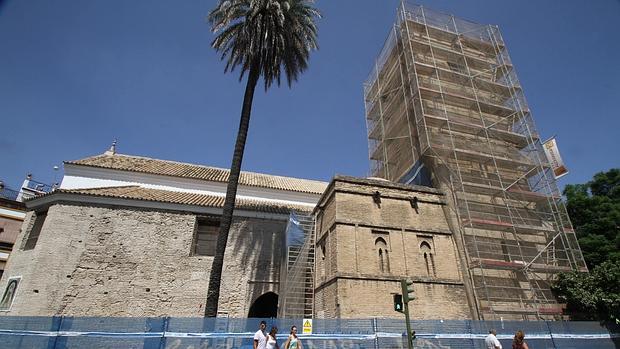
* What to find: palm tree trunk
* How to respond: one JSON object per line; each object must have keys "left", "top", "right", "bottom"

{"left": 205, "top": 63, "right": 261, "bottom": 317}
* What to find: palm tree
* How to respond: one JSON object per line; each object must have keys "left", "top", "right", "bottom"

{"left": 205, "top": 0, "right": 320, "bottom": 317}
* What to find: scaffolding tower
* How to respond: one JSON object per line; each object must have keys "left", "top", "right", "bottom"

{"left": 278, "top": 212, "right": 315, "bottom": 319}
{"left": 364, "top": 3, "right": 587, "bottom": 320}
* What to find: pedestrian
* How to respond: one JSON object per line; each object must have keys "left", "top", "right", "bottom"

{"left": 485, "top": 329, "right": 502, "bottom": 349}
{"left": 284, "top": 325, "right": 302, "bottom": 349}
{"left": 254, "top": 320, "right": 268, "bottom": 349}
{"left": 266, "top": 326, "right": 279, "bottom": 349}
{"left": 512, "top": 330, "right": 529, "bottom": 349}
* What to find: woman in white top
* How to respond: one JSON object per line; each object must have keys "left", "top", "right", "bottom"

{"left": 266, "top": 326, "right": 279, "bottom": 349}
{"left": 284, "top": 325, "right": 302, "bottom": 349}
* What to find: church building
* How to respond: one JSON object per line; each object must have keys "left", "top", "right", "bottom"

{"left": 1, "top": 4, "right": 586, "bottom": 322}
{"left": 0, "top": 146, "right": 325, "bottom": 318}
{"left": 0, "top": 146, "right": 475, "bottom": 320}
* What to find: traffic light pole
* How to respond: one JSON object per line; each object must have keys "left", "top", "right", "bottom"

{"left": 403, "top": 300, "right": 413, "bottom": 349}
{"left": 399, "top": 279, "right": 415, "bottom": 349}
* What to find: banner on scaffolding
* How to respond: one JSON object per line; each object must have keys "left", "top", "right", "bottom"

{"left": 543, "top": 137, "right": 568, "bottom": 179}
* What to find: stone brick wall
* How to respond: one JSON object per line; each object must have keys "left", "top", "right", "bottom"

{"left": 314, "top": 176, "right": 473, "bottom": 319}
{"left": 219, "top": 217, "right": 286, "bottom": 317}
{"left": 327, "top": 224, "right": 462, "bottom": 281}
{"left": 325, "top": 279, "right": 470, "bottom": 319}
{"left": 0, "top": 203, "right": 286, "bottom": 317}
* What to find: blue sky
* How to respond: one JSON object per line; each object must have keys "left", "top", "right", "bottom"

{"left": 1, "top": 0, "right": 619, "bottom": 192}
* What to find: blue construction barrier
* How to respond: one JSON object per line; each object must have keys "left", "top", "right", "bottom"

{"left": 0, "top": 317, "right": 618, "bottom": 348}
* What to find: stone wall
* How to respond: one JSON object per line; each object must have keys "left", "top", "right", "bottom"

{"left": 219, "top": 217, "right": 286, "bottom": 317}
{"left": 314, "top": 176, "right": 473, "bottom": 319}
{"left": 0, "top": 203, "right": 286, "bottom": 317}
{"left": 319, "top": 279, "right": 470, "bottom": 319}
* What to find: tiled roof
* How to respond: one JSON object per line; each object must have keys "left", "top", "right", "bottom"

{"left": 65, "top": 153, "right": 328, "bottom": 195}
{"left": 41, "top": 186, "right": 312, "bottom": 214}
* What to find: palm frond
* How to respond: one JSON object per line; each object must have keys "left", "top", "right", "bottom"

{"left": 209, "top": 0, "right": 321, "bottom": 89}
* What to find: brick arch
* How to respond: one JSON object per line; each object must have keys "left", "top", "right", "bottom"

{"left": 248, "top": 292, "right": 278, "bottom": 318}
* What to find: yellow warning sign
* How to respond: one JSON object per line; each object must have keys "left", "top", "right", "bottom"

{"left": 302, "top": 318, "right": 313, "bottom": 334}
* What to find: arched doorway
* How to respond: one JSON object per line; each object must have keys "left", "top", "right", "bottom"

{"left": 248, "top": 292, "right": 278, "bottom": 318}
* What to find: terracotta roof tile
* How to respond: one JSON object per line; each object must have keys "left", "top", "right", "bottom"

{"left": 45, "top": 186, "right": 312, "bottom": 214}
{"left": 65, "top": 154, "right": 327, "bottom": 195}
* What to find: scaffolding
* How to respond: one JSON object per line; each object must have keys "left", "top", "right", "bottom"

{"left": 364, "top": 3, "right": 587, "bottom": 320}
{"left": 278, "top": 212, "right": 315, "bottom": 319}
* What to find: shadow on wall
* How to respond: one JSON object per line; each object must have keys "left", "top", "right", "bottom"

{"left": 230, "top": 217, "right": 286, "bottom": 317}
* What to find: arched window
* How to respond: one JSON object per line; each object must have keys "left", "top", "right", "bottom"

{"left": 375, "top": 237, "right": 389, "bottom": 273}
{"left": 318, "top": 241, "right": 326, "bottom": 279}
{"left": 420, "top": 241, "right": 436, "bottom": 277}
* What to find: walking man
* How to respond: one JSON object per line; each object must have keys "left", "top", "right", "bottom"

{"left": 485, "top": 329, "right": 502, "bottom": 349}
{"left": 254, "top": 320, "right": 268, "bottom": 349}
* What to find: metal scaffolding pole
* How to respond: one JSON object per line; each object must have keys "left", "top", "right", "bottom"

{"left": 363, "top": 2, "right": 587, "bottom": 320}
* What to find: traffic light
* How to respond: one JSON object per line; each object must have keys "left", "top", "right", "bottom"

{"left": 393, "top": 294, "right": 404, "bottom": 313}
{"left": 401, "top": 279, "right": 415, "bottom": 303}
{"left": 396, "top": 279, "right": 415, "bottom": 349}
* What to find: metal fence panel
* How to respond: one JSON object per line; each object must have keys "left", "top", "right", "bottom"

{"left": 0, "top": 317, "right": 617, "bottom": 349}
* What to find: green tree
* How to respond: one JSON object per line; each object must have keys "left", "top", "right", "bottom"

{"left": 552, "top": 258, "right": 620, "bottom": 322}
{"left": 553, "top": 169, "right": 620, "bottom": 321}
{"left": 204, "top": 0, "right": 320, "bottom": 317}
{"left": 563, "top": 168, "right": 620, "bottom": 268}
